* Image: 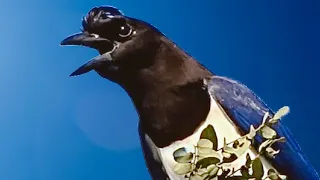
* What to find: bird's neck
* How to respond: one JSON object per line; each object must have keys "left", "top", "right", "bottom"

{"left": 133, "top": 81, "right": 211, "bottom": 148}
{"left": 123, "top": 37, "right": 213, "bottom": 147}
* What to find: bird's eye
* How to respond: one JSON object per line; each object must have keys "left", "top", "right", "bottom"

{"left": 118, "top": 24, "right": 133, "bottom": 38}
{"left": 101, "top": 12, "right": 114, "bottom": 19}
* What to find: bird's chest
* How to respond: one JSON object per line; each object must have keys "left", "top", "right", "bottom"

{"left": 139, "top": 85, "right": 211, "bottom": 148}
{"left": 157, "top": 96, "right": 274, "bottom": 180}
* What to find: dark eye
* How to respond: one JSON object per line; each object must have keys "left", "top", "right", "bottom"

{"left": 101, "top": 12, "right": 114, "bottom": 19}
{"left": 118, "top": 24, "right": 133, "bottom": 38}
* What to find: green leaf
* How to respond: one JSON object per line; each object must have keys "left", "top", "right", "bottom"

{"left": 198, "top": 147, "right": 221, "bottom": 160}
{"left": 274, "top": 106, "right": 290, "bottom": 120}
{"left": 259, "top": 137, "right": 286, "bottom": 153}
{"left": 261, "top": 126, "right": 277, "bottom": 139}
{"left": 268, "top": 169, "right": 279, "bottom": 180}
{"left": 274, "top": 137, "right": 286, "bottom": 143}
{"left": 279, "top": 175, "right": 287, "bottom": 179}
{"left": 200, "top": 174, "right": 209, "bottom": 179}
{"left": 200, "top": 125, "right": 218, "bottom": 150}
{"left": 247, "top": 125, "right": 256, "bottom": 140}
{"left": 240, "top": 166, "right": 250, "bottom": 178}
{"left": 173, "top": 163, "right": 193, "bottom": 175}
{"left": 262, "top": 112, "right": 270, "bottom": 124}
{"left": 195, "top": 169, "right": 211, "bottom": 180}
{"left": 197, "top": 139, "right": 213, "bottom": 149}
{"left": 266, "top": 147, "right": 280, "bottom": 158}
{"left": 258, "top": 139, "right": 272, "bottom": 153}
{"left": 173, "top": 147, "right": 194, "bottom": 163}
{"left": 196, "top": 168, "right": 208, "bottom": 176}
{"left": 196, "top": 157, "right": 220, "bottom": 168}
{"left": 268, "top": 118, "right": 280, "bottom": 124}
{"left": 267, "top": 169, "right": 287, "bottom": 180}
{"left": 198, "top": 147, "right": 213, "bottom": 156}
{"left": 252, "top": 158, "right": 264, "bottom": 179}
{"left": 207, "top": 165, "right": 219, "bottom": 177}
{"left": 224, "top": 176, "right": 247, "bottom": 180}
{"left": 267, "top": 169, "right": 287, "bottom": 179}
{"left": 245, "top": 153, "right": 252, "bottom": 168}
{"left": 190, "top": 174, "right": 203, "bottom": 180}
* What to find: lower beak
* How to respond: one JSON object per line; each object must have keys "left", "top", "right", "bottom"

{"left": 69, "top": 52, "right": 114, "bottom": 76}
{"left": 61, "top": 32, "right": 115, "bottom": 76}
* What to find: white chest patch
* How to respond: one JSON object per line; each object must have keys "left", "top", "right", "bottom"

{"left": 158, "top": 96, "right": 275, "bottom": 180}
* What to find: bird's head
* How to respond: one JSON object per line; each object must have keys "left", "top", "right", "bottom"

{"left": 61, "top": 6, "right": 163, "bottom": 81}
{"left": 61, "top": 6, "right": 211, "bottom": 90}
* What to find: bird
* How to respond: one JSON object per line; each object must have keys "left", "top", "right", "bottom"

{"left": 60, "top": 6, "right": 319, "bottom": 180}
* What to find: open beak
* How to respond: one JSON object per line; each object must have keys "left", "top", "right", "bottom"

{"left": 60, "top": 32, "right": 115, "bottom": 76}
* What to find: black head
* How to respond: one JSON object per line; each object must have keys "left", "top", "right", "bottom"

{"left": 61, "top": 6, "right": 163, "bottom": 80}
{"left": 61, "top": 5, "right": 212, "bottom": 90}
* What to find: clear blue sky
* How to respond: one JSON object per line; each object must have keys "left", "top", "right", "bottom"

{"left": 0, "top": 0, "right": 319, "bottom": 179}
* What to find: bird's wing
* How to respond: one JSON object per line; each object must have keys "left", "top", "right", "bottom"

{"left": 138, "top": 122, "right": 170, "bottom": 180}
{"left": 207, "top": 75, "right": 319, "bottom": 179}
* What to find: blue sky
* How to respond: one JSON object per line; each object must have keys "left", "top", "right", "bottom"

{"left": 1, "top": 0, "right": 319, "bottom": 179}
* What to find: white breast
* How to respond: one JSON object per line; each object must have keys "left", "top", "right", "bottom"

{"left": 158, "top": 95, "right": 275, "bottom": 180}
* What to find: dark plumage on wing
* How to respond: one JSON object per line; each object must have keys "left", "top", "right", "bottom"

{"left": 207, "top": 76, "right": 319, "bottom": 179}
{"left": 61, "top": 6, "right": 319, "bottom": 180}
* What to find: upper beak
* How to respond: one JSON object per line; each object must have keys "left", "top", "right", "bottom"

{"left": 60, "top": 32, "right": 111, "bottom": 49}
{"left": 61, "top": 32, "right": 115, "bottom": 76}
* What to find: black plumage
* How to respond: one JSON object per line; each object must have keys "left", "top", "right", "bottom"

{"left": 62, "top": 6, "right": 213, "bottom": 147}
{"left": 61, "top": 6, "right": 319, "bottom": 180}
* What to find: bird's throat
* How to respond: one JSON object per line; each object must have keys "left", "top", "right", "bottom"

{"left": 131, "top": 80, "right": 211, "bottom": 148}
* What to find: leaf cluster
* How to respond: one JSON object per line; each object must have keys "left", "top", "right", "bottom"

{"left": 172, "top": 106, "right": 290, "bottom": 180}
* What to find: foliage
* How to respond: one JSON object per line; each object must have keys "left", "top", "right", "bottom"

{"left": 172, "top": 106, "right": 290, "bottom": 180}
